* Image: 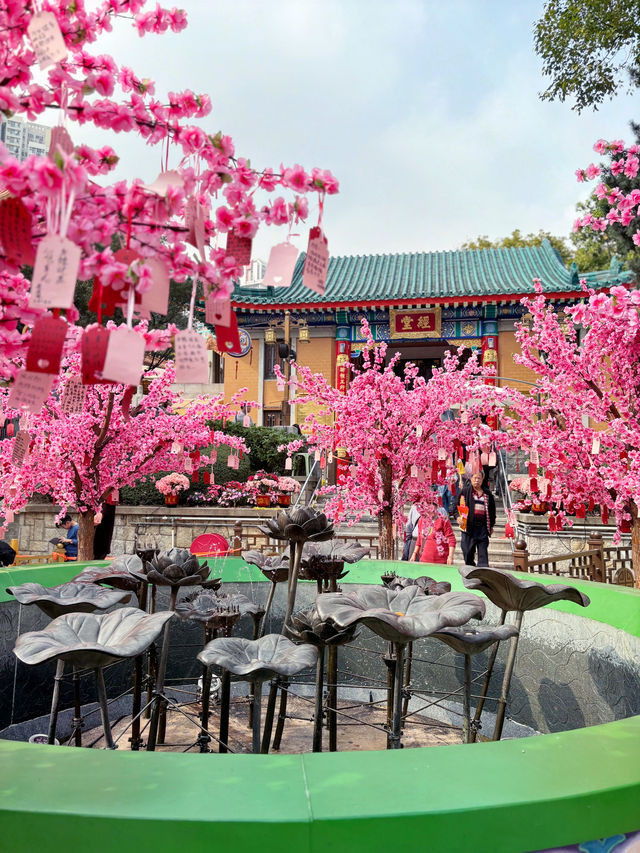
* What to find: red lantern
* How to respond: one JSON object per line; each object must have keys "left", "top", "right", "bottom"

{"left": 620, "top": 518, "right": 631, "bottom": 533}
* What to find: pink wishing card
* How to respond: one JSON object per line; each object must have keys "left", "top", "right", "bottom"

{"left": 28, "top": 11, "right": 67, "bottom": 69}
{"left": 184, "top": 456, "right": 193, "bottom": 473}
{"left": 61, "top": 376, "right": 87, "bottom": 414}
{"left": 214, "top": 312, "right": 242, "bottom": 355}
{"left": 276, "top": 377, "right": 285, "bottom": 392}
{"left": 302, "top": 227, "right": 329, "bottom": 296}
{"left": 591, "top": 435, "right": 601, "bottom": 454}
{"left": 26, "top": 316, "right": 67, "bottom": 375}
{"left": 0, "top": 197, "right": 35, "bottom": 267}
{"left": 48, "top": 126, "right": 74, "bottom": 159}
{"left": 210, "top": 449, "right": 217, "bottom": 464}
{"left": 4, "top": 511, "right": 14, "bottom": 524}
{"left": 81, "top": 326, "right": 115, "bottom": 385}
{"left": 174, "top": 328, "right": 209, "bottom": 383}
{"left": 102, "top": 326, "right": 145, "bottom": 386}
{"left": 30, "top": 234, "right": 80, "bottom": 309}
{"left": 437, "top": 448, "right": 447, "bottom": 461}
{"left": 242, "top": 415, "right": 251, "bottom": 427}
{"left": 12, "top": 430, "right": 31, "bottom": 466}
{"left": 488, "top": 451, "right": 497, "bottom": 466}
{"left": 226, "top": 231, "right": 252, "bottom": 266}
{"left": 410, "top": 465, "right": 418, "bottom": 478}
{"left": 8, "top": 370, "right": 54, "bottom": 412}
{"left": 205, "top": 294, "right": 231, "bottom": 327}
{"left": 416, "top": 424, "right": 423, "bottom": 437}
{"left": 142, "top": 170, "right": 185, "bottom": 195}
{"left": 140, "top": 257, "right": 170, "bottom": 316}
{"left": 263, "top": 242, "right": 299, "bottom": 288}
{"left": 285, "top": 457, "right": 292, "bottom": 471}
{"left": 227, "top": 454, "right": 239, "bottom": 470}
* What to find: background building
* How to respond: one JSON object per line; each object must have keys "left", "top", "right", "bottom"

{"left": 0, "top": 116, "right": 51, "bottom": 161}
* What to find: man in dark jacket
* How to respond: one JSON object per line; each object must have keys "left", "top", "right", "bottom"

{"left": 456, "top": 470, "right": 496, "bottom": 567}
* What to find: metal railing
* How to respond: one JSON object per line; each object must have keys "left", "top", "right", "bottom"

{"left": 512, "top": 533, "right": 635, "bottom": 586}
{"left": 494, "top": 449, "right": 517, "bottom": 546}
{"left": 293, "top": 459, "right": 322, "bottom": 508}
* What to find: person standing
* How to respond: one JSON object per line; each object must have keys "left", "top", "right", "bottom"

{"left": 56, "top": 514, "right": 78, "bottom": 560}
{"left": 457, "top": 471, "right": 495, "bottom": 567}
{"left": 402, "top": 503, "right": 421, "bottom": 561}
{"left": 410, "top": 509, "right": 456, "bottom": 565}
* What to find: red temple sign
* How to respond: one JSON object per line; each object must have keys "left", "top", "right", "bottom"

{"left": 389, "top": 307, "right": 441, "bottom": 339}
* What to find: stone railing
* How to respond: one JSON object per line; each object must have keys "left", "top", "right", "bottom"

{"left": 512, "top": 532, "right": 635, "bottom": 586}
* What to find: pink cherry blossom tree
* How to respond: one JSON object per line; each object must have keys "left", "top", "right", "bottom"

{"left": 0, "top": 354, "right": 248, "bottom": 560}
{"left": 499, "top": 278, "right": 640, "bottom": 584}
{"left": 282, "top": 322, "right": 503, "bottom": 558}
{"left": 0, "top": 0, "right": 338, "bottom": 381}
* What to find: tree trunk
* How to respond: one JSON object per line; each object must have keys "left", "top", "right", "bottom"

{"left": 380, "top": 506, "right": 394, "bottom": 561}
{"left": 77, "top": 510, "right": 96, "bottom": 562}
{"left": 632, "top": 503, "right": 640, "bottom": 589}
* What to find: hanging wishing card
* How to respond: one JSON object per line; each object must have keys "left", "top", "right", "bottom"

{"left": 377, "top": 489, "right": 384, "bottom": 503}
{"left": 227, "top": 454, "right": 239, "bottom": 470}
{"left": 12, "top": 430, "right": 31, "bottom": 466}
{"left": 591, "top": 435, "right": 601, "bottom": 454}
{"left": 30, "top": 234, "right": 81, "bottom": 309}
{"left": 437, "top": 448, "right": 447, "bottom": 461}
{"left": 4, "top": 510, "right": 14, "bottom": 524}
{"left": 140, "top": 257, "right": 170, "bottom": 316}
{"left": 328, "top": 451, "right": 333, "bottom": 464}
{"left": 102, "top": 326, "right": 145, "bottom": 386}
{"left": 410, "top": 465, "right": 418, "bottom": 479}
{"left": 205, "top": 294, "right": 231, "bottom": 327}
{"left": 142, "top": 170, "right": 185, "bottom": 195}
{"left": 89, "top": 278, "right": 121, "bottom": 318}
{"left": 575, "top": 503, "right": 586, "bottom": 519}
{"left": 276, "top": 376, "right": 285, "bottom": 392}
{"left": 417, "top": 468, "right": 425, "bottom": 483}
{"left": 0, "top": 197, "right": 35, "bottom": 266}
{"left": 415, "top": 424, "right": 423, "bottom": 437}
{"left": 285, "top": 456, "right": 292, "bottom": 471}
{"left": 528, "top": 462, "right": 538, "bottom": 478}
{"left": 26, "top": 316, "right": 67, "bottom": 375}
{"left": 319, "top": 455, "right": 326, "bottom": 469}
{"left": 174, "top": 329, "right": 209, "bottom": 383}
{"left": 302, "top": 227, "right": 329, "bottom": 295}
{"left": 210, "top": 449, "right": 217, "bottom": 464}
{"left": 601, "top": 506, "right": 609, "bottom": 525}
{"left": 488, "top": 451, "right": 497, "bottom": 467}
{"left": 8, "top": 370, "right": 53, "bottom": 412}
{"left": 460, "top": 410, "right": 469, "bottom": 424}
{"left": 61, "top": 376, "right": 87, "bottom": 414}
{"left": 214, "top": 311, "right": 242, "bottom": 355}
{"left": 184, "top": 456, "right": 193, "bottom": 474}
{"left": 226, "top": 231, "right": 252, "bottom": 266}
{"left": 242, "top": 415, "right": 251, "bottom": 428}
{"left": 263, "top": 241, "right": 299, "bottom": 288}
{"left": 48, "top": 126, "right": 74, "bottom": 159}
{"left": 314, "top": 450, "right": 321, "bottom": 462}
{"left": 81, "top": 326, "right": 111, "bottom": 384}
{"left": 28, "top": 11, "right": 67, "bottom": 69}
{"left": 529, "top": 448, "right": 539, "bottom": 465}
{"left": 171, "top": 441, "right": 183, "bottom": 454}
{"left": 192, "top": 471, "right": 199, "bottom": 484}
{"left": 480, "top": 452, "right": 489, "bottom": 466}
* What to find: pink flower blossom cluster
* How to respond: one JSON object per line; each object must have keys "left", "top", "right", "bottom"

{"left": 573, "top": 138, "right": 640, "bottom": 238}
{"left": 154, "top": 472, "right": 190, "bottom": 496}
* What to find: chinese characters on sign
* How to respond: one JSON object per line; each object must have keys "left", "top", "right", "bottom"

{"left": 302, "top": 227, "right": 329, "bottom": 295}
{"left": 389, "top": 308, "right": 442, "bottom": 339}
{"left": 29, "top": 234, "right": 80, "bottom": 309}
{"left": 8, "top": 371, "right": 54, "bottom": 412}
{"left": 27, "top": 11, "right": 68, "bottom": 69}
{"left": 226, "top": 231, "right": 252, "bottom": 266}
{"left": 12, "top": 430, "right": 31, "bottom": 466}
{"left": 61, "top": 376, "right": 87, "bottom": 414}
{"left": 174, "top": 329, "right": 209, "bottom": 383}
{"left": 0, "top": 197, "right": 35, "bottom": 266}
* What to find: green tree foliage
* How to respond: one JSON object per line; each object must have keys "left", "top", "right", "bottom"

{"left": 534, "top": 0, "right": 640, "bottom": 112}
{"left": 209, "top": 420, "right": 295, "bottom": 475}
{"left": 460, "top": 229, "right": 572, "bottom": 264}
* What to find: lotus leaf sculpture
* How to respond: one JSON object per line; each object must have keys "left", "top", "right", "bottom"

{"left": 241, "top": 550, "right": 290, "bottom": 583}
{"left": 316, "top": 585, "right": 486, "bottom": 644}
{"left": 7, "top": 581, "right": 130, "bottom": 619}
{"left": 143, "top": 548, "right": 210, "bottom": 587}
{"left": 382, "top": 573, "right": 452, "bottom": 596}
{"left": 72, "top": 555, "right": 144, "bottom": 592}
{"left": 176, "top": 590, "right": 264, "bottom": 630}
{"left": 13, "top": 607, "right": 174, "bottom": 669}
{"left": 459, "top": 566, "right": 591, "bottom": 612}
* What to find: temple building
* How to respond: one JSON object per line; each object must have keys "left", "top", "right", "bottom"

{"left": 222, "top": 240, "right": 634, "bottom": 426}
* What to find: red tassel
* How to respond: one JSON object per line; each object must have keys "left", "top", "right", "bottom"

{"left": 548, "top": 515, "right": 556, "bottom": 532}
{"left": 203, "top": 472, "right": 210, "bottom": 485}
{"left": 6, "top": 423, "right": 14, "bottom": 437}
{"left": 192, "top": 471, "right": 199, "bottom": 484}
{"left": 530, "top": 477, "right": 538, "bottom": 493}
{"left": 588, "top": 496, "right": 594, "bottom": 512}
{"left": 528, "top": 462, "right": 537, "bottom": 478}
{"left": 575, "top": 504, "right": 585, "bottom": 519}
{"left": 620, "top": 518, "right": 631, "bottom": 533}
{"left": 601, "top": 506, "right": 609, "bottom": 524}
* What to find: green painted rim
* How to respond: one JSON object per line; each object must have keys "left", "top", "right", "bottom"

{"left": 1, "top": 559, "right": 639, "bottom": 853}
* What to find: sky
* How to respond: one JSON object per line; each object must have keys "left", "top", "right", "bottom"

{"left": 81, "top": 0, "right": 640, "bottom": 261}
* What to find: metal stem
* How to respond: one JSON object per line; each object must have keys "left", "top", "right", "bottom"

{"left": 218, "top": 670, "right": 231, "bottom": 753}
{"left": 146, "top": 586, "right": 177, "bottom": 751}
{"left": 260, "top": 581, "right": 278, "bottom": 638}
{"left": 198, "top": 666, "right": 213, "bottom": 753}
{"left": 261, "top": 679, "right": 279, "bottom": 753}
{"left": 402, "top": 642, "right": 413, "bottom": 718}
{"left": 47, "top": 659, "right": 64, "bottom": 745}
{"left": 327, "top": 644, "right": 338, "bottom": 752}
{"left": 462, "top": 654, "right": 472, "bottom": 743}
{"left": 252, "top": 681, "right": 262, "bottom": 754}
{"left": 271, "top": 678, "right": 289, "bottom": 751}
{"left": 493, "top": 610, "right": 523, "bottom": 741}
{"left": 72, "top": 667, "right": 82, "bottom": 747}
{"left": 282, "top": 542, "right": 302, "bottom": 632}
{"left": 248, "top": 616, "right": 261, "bottom": 729}
{"left": 389, "top": 643, "right": 405, "bottom": 749}
{"left": 469, "top": 608, "right": 507, "bottom": 743}
{"left": 383, "top": 646, "right": 396, "bottom": 749}
{"left": 130, "top": 655, "right": 143, "bottom": 750}
{"left": 95, "top": 667, "right": 116, "bottom": 750}
{"left": 312, "top": 645, "right": 325, "bottom": 753}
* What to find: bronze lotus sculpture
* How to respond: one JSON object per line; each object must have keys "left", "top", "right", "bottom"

{"left": 381, "top": 572, "right": 452, "bottom": 596}
{"left": 72, "top": 555, "right": 146, "bottom": 593}
{"left": 143, "top": 548, "right": 210, "bottom": 588}
{"left": 300, "top": 540, "right": 370, "bottom": 591}
{"left": 7, "top": 581, "right": 130, "bottom": 619}
{"left": 241, "top": 551, "right": 290, "bottom": 635}
{"left": 458, "top": 565, "right": 590, "bottom": 741}
{"left": 198, "top": 634, "right": 318, "bottom": 753}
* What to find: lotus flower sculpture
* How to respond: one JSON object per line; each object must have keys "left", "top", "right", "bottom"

{"left": 7, "top": 581, "right": 130, "bottom": 619}
{"left": 381, "top": 572, "right": 452, "bottom": 596}
{"left": 176, "top": 590, "right": 264, "bottom": 634}
{"left": 430, "top": 623, "right": 520, "bottom": 743}
{"left": 198, "top": 634, "right": 318, "bottom": 753}
{"left": 14, "top": 607, "right": 173, "bottom": 750}
{"left": 300, "top": 540, "right": 370, "bottom": 590}
{"left": 286, "top": 609, "right": 359, "bottom": 648}
{"left": 259, "top": 506, "right": 335, "bottom": 544}
{"left": 458, "top": 565, "right": 590, "bottom": 741}
{"left": 143, "top": 548, "right": 210, "bottom": 588}
{"left": 316, "top": 585, "right": 485, "bottom": 749}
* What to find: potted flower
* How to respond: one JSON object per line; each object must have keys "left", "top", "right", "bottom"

{"left": 509, "top": 476, "right": 551, "bottom": 515}
{"left": 275, "top": 476, "right": 300, "bottom": 507}
{"left": 155, "top": 473, "right": 190, "bottom": 506}
{"left": 248, "top": 471, "right": 279, "bottom": 508}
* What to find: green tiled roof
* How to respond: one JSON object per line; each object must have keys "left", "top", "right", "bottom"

{"left": 233, "top": 240, "right": 634, "bottom": 309}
